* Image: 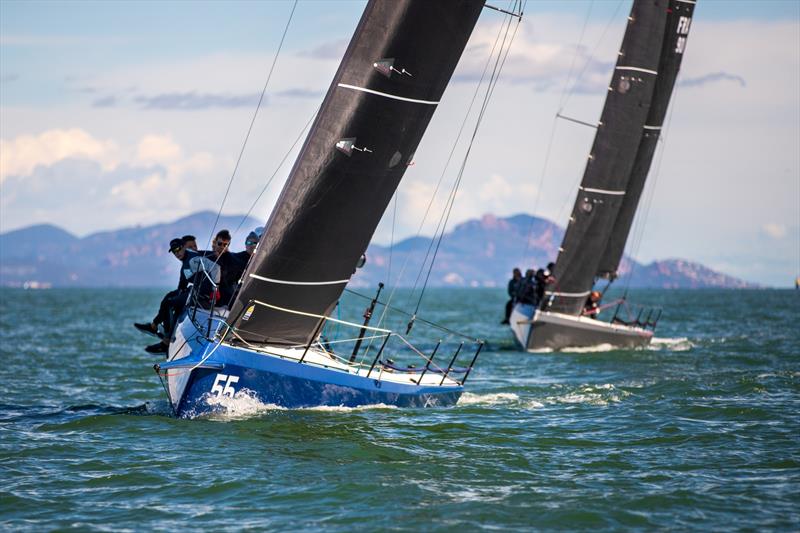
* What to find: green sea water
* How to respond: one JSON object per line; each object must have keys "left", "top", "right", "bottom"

{"left": 1, "top": 288, "right": 798, "bottom": 530}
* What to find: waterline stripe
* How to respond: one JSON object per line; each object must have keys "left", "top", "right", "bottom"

{"left": 337, "top": 83, "right": 439, "bottom": 105}
{"left": 249, "top": 273, "right": 349, "bottom": 286}
{"left": 643, "top": 125, "right": 662, "bottom": 130}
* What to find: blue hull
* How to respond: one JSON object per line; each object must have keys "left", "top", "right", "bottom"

{"left": 162, "top": 337, "right": 463, "bottom": 418}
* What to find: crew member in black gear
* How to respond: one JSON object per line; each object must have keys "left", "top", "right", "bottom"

{"left": 219, "top": 229, "right": 260, "bottom": 307}
{"left": 133, "top": 237, "right": 197, "bottom": 354}
{"left": 501, "top": 268, "right": 522, "bottom": 324}
{"left": 517, "top": 269, "right": 537, "bottom": 305}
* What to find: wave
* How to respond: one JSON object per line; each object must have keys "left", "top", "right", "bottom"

{"left": 559, "top": 343, "right": 617, "bottom": 353}
{"left": 192, "top": 389, "right": 285, "bottom": 420}
{"left": 189, "top": 390, "right": 401, "bottom": 420}
{"left": 457, "top": 392, "right": 520, "bottom": 406}
{"left": 544, "top": 383, "right": 629, "bottom": 406}
{"left": 650, "top": 337, "right": 694, "bottom": 351}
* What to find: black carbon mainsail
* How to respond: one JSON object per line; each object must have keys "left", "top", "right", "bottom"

{"left": 597, "top": 0, "right": 695, "bottom": 277}
{"left": 545, "top": 0, "right": 668, "bottom": 315}
{"left": 229, "top": 0, "right": 486, "bottom": 345}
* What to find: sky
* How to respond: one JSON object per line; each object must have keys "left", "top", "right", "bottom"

{"left": 1, "top": 0, "right": 798, "bottom": 286}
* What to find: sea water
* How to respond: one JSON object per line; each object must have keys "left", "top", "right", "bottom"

{"left": 1, "top": 288, "right": 798, "bottom": 530}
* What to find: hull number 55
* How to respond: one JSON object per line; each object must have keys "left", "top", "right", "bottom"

{"left": 211, "top": 374, "right": 239, "bottom": 398}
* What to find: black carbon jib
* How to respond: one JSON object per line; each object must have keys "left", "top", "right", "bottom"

{"left": 546, "top": 0, "right": 668, "bottom": 315}
{"left": 229, "top": 0, "right": 486, "bottom": 345}
{"left": 598, "top": 0, "right": 696, "bottom": 278}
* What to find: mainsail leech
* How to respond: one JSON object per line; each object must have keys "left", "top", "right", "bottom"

{"left": 546, "top": 0, "right": 669, "bottom": 315}
{"left": 229, "top": 0, "right": 486, "bottom": 345}
{"left": 597, "top": 0, "right": 696, "bottom": 277}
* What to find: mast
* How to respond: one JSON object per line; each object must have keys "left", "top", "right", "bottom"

{"left": 597, "top": 0, "right": 696, "bottom": 278}
{"left": 229, "top": 0, "right": 486, "bottom": 345}
{"left": 544, "top": 0, "right": 668, "bottom": 315}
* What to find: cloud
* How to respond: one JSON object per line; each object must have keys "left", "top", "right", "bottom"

{"left": 133, "top": 91, "right": 261, "bottom": 110}
{"left": 0, "top": 128, "right": 120, "bottom": 183}
{"left": 298, "top": 39, "right": 349, "bottom": 60}
{"left": 91, "top": 95, "right": 117, "bottom": 107}
{"left": 275, "top": 88, "right": 324, "bottom": 99}
{"left": 0, "top": 130, "right": 223, "bottom": 234}
{"left": 680, "top": 71, "right": 747, "bottom": 88}
{"left": 136, "top": 135, "right": 182, "bottom": 164}
{"left": 761, "top": 223, "right": 787, "bottom": 239}
{"left": 452, "top": 22, "right": 613, "bottom": 94}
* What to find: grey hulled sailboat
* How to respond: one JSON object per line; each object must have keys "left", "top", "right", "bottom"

{"left": 511, "top": 0, "right": 696, "bottom": 351}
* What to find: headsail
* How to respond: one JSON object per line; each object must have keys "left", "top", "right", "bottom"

{"left": 229, "top": 0, "right": 486, "bottom": 345}
{"left": 545, "top": 0, "right": 668, "bottom": 315}
{"left": 597, "top": 0, "right": 696, "bottom": 277}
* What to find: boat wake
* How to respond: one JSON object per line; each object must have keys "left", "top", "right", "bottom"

{"left": 186, "top": 390, "right": 401, "bottom": 420}
{"left": 193, "top": 389, "right": 284, "bottom": 420}
{"left": 544, "top": 383, "right": 629, "bottom": 406}
{"left": 457, "top": 392, "right": 520, "bottom": 406}
{"left": 650, "top": 337, "right": 693, "bottom": 351}
{"left": 559, "top": 343, "right": 617, "bottom": 353}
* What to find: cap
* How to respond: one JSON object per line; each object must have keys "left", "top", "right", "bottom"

{"left": 254, "top": 226, "right": 264, "bottom": 238}
{"left": 245, "top": 231, "right": 259, "bottom": 245}
{"left": 169, "top": 238, "right": 183, "bottom": 252}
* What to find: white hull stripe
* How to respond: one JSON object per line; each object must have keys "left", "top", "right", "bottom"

{"left": 249, "top": 273, "right": 349, "bottom": 286}
{"left": 616, "top": 66, "right": 658, "bottom": 75}
{"left": 544, "top": 290, "right": 591, "bottom": 298}
{"left": 580, "top": 186, "right": 626, "bottom": 195}
{"left": 337, "top": 83, "right": 439, "bottom": 105}
{"left": 643, "top": 125, "right": 662, "bottom": 130}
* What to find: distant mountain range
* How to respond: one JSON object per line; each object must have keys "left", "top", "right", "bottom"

{"left": 0, "top": 211, "right": 756, "bottom": 289}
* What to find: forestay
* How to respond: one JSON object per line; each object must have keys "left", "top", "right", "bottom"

{"left": 229, "top": 0, "right": 486, "bottom": 345}
{"left": 546, "top": 0, "right": 668, "bottom": 315}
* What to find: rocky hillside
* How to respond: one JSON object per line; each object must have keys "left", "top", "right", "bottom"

{"left": 0, "top": 211, "right": 757, "bottom": 289}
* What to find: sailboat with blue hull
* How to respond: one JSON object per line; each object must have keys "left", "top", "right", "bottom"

{"left": 154, "top": 0, "right": 487, "bottom": 418}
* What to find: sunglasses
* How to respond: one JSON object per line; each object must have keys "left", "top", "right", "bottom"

{"left": 245, "top": 240, "right": 258, "bottom": 246}
{"left": 170, "top": 247, "right": 183, "bottom": 253}
{"left": 215, "top": 241, "right": 230, "bottom": 247}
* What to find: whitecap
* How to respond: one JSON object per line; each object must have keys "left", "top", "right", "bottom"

{"left": 649, "top": 337, "right": 694, "bottom": 351}
{"left": 559, "top": 343, "right": 616, "bottom": 353}
{"left": 199, "top": 389, "right": 285, "bottom": 420}
{"left": 544, "top": 383, "right": 629, "bottom": 406}
{"left": 457, "top": 392, "right": 520, "bottom": 406}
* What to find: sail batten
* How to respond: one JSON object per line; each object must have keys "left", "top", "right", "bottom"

{"left": 545, "top": 0, "right": 669, "bottom": 315}
{"left": 228, "top": 0, "right": 486, "bottom": 345}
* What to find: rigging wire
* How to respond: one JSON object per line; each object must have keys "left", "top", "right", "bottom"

{"left": 232, "top": 104, "right": 320, "bottom": 234}
{"left": 406, "top": 6, "right": 519, "bottom": 306}
{"left": 520, "top": 0, "right": 594, "bottom": 267}
{"left": 370, "top": 2, "right": 519, "bottom": 333}
{"left": 522, "top": 0, "right": 623, "bottom": 262}
{"left": 408, "top": 2, "right": 523, "bottom": 321}
{"left": 207, "top": 0, "right": 299, "bottom": 247}
{"left": 386, "top": 191, "right": 397, "bottom": 287}
{"left": 522, "top": 0, "right": 594, "bottom": 265}
{"left": 560, "top": 0, "right": 625, "bottom": 112}
{"left": 343, "top": 288, "right": 479, "bottom": 342}
{"left": 621, "top": 70, "right": 685, "bottom": 298}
